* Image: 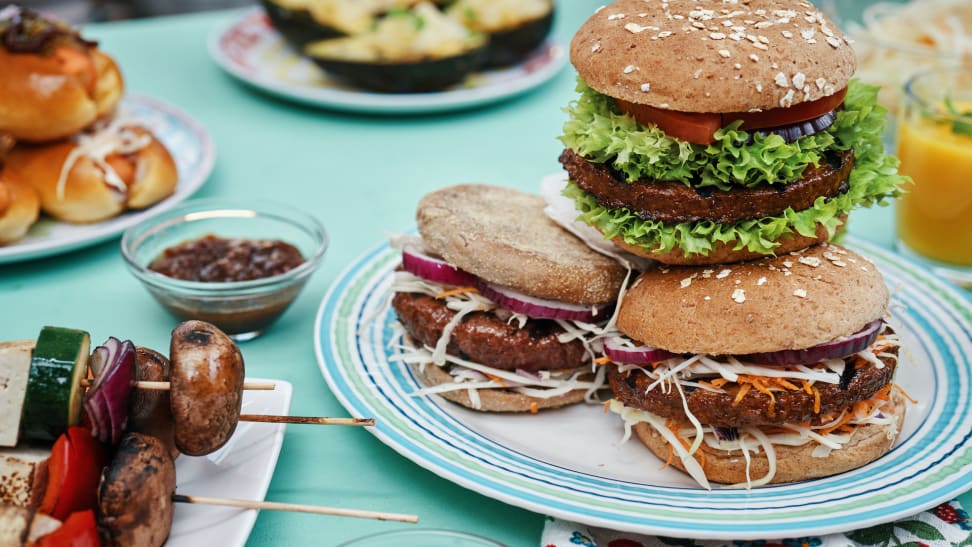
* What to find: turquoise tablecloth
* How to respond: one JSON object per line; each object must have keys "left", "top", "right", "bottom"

{"left": 0, "top": 3, "right": 968, "bottom": 546}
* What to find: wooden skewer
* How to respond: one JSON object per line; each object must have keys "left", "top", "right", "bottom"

{"left": 81, "top": 380, "right": 277, "bottom": 391}
{"left": 172, "top": 494, "right": 418, "bottom": 523}
{"left": 239, "top": 415, "right": 375, "bottom": 426}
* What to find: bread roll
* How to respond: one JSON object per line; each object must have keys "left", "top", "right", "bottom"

{"left": 7, "top": 123, "right": 178, "bottom": 223}
{"left": 0, "top": 8, "right": 124, "bottom": 142}
{"left": 0, "top": 168, "right": 40, "bottom": 245}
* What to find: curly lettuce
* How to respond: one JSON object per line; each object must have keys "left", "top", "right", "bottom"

{"left": 562, "top": 79, "right": 883, "bottom": 191}
{"left": 563, "top": 81, "right": 908, "bottom": 257}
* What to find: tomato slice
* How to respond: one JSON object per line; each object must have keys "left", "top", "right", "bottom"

{"left": 615, "top": 99, "right": 722, "bottom": 146}
{"left": 36, "top": 510, "right": 101, "bottom": 547}
{"left": 615, "top": 87, "right": 847, "bottom": 145}
{"left": 38, "top": 427, "right": 109, "bottom": 521}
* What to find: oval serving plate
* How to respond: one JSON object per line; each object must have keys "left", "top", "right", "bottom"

{"left": 0, "top": 95, "right": 214, "bottom": 264}
{"left": 208, "top": 9, "right": 566, "bottom": 114}
{"left": 315, "top": 235, "right": 972, "bottom": 540}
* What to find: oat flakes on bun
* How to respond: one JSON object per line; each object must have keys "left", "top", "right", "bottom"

{"left": 603, "top": 244, "right": 908, "bottom": 488}
{"left": 556, "top": 0, "right": 907, "bottom": 265}
{"left": 389, "top": 184, "right": 627, "bottom": 413}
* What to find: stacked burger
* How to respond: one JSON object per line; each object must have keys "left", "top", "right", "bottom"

{"left": 0, "top": 6, "right": 178, "bottom": 243}
{"left": 553, "top": 0, "right": 910, "bottom": 487}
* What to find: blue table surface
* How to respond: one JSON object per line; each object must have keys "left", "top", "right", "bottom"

{"left": 1, "top": 2, "right": 969, "bottom": 545}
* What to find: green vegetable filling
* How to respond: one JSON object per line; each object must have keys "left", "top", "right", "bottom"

{"left": 561, "top": 79, "right": 908, "bottom": 257}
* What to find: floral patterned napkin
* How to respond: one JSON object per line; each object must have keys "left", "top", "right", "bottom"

{"left": 541, "top": 501, "right": 972, "bottom": 547}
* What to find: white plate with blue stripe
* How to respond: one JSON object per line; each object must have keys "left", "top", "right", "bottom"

{"left": 0, "top": 95, "right": 214, "bottom": 264}
{"left": 314, "top": 236, "right": 972, "bottom": 539}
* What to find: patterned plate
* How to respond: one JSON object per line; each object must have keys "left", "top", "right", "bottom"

{"left": 314, "top": 236, "right": 972, "bottom": 539}
{"left": 208, "top": 9, "right": 566, "bottom": 114}
{"left": 0, "top": 95, "right": 214, "bottom": 264}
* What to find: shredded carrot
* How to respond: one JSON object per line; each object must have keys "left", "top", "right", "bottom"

{"left": 801, "top": 379, "right": 814, "bottom": 395}
{"left": 820, "top": 412, "right": 854, "bottom": 436}
{"left": 666, "top": 420, "right": 705, "bottom": 470}
{"left": 813, "top": 386, "right": 821, "bottom": 414}
{"left": 529, "top": 401, "right": 539, "bottom": 414}
{"left": 602, "top": 401, "right": 611, "bottom": 414}
{"left": 893, "top": 383, "right": 918, "bottom": 404}
{"left": 732, "top": 383, "right": 752, "bottom": 406}
{"left": 873, "top": 384, "right": 892, "bottom": 401}
{"left": 661, "top": 443, "right": 675, "bottom": 471}
{"left": 435, "top": 287, "right": 477, "bottom": 299}
{"left": 708, "top": 378, "right": 730, "bottom": 389}
{"left": 593, "top": 356, "right": 613, "bottom": 365}
{"left": 485, "top": 373, "right": 507, "bottom": 387}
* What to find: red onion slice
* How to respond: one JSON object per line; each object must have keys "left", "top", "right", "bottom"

{"left": 603, "top": 336, "right": 677, "bottom": 365}
{"left": 740, "top": 320, "right": 883, "bottom": 366}
{"left": 83, "top": 337, "right": 136, "bottom": 444}
{"left": 401, "top": 245, "right": 476, "bottom": 287}
{"left": 758, "top": 110, "right": 837, "bottom": 143}
{"left": 475, "top": 280, "right": 612, "bottom": 322}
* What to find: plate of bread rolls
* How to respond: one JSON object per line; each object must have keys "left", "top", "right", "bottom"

{"left": 0, "top": 6, "right": 214, "bottom": 264}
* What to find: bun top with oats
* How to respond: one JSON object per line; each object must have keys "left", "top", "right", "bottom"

{"left": 556, "top": 0, "right": 907, "bottom": 266}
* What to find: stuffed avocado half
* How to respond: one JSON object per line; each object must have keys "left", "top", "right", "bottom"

{"left": 304, "top": 2, "right": 488, "bottom": 93}
{"left": 262, "top": 0, "right": 446, "bottom": 46}
{"left": 446, "top": 0, "right": 554, "bottom": 67}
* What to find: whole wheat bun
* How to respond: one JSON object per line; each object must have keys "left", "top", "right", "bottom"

{"left": 7, "top": 126, "right": 178, "bottom": 223}
{"left": 0, "top": 168, "right": 40, "bottom": 244}
{"left": 617, "top": 243, "right": 889, "bottom": 355}
{"left": 417, "top": 184, "right": 626, "bottom": 306}
{"left": 0, "top": 48, "right": 124, "bottom": 142}
{"left": 634, "top": 391, "right": 906, "bottom": 485}
{"left": 571, "top": 0, "right": 855, "bottom": 113}
{"left": 410, "top": 362, "right": 587, "bottom": 413}
{"left": 611, "top": 215, "right": 845, "bottom": 266}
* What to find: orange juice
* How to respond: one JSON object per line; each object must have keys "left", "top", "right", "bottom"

{"left": 895, "top": 101, "right": 972, "bottom": 266}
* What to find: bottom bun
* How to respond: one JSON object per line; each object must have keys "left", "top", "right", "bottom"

{"left": 612, "top": 216, "right": 846, "bottom": 266}
{"left": 410, "top": 362, "right": 587, "bottom": 413}
{"left": 0, "top": 169, "right": 40, "bottom": 244}
{"left": 633, "top": 391, "right": 906, "bottom": 485}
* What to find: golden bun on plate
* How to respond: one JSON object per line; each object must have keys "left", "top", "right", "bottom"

{"left": 7, "top": 123, "right": 178, "bottom": 224}
{"left": 0, "top": 7, "right": 124, "bottom": 142}
{"left": 0, "top": 167, "right": 40, "bottom": 245}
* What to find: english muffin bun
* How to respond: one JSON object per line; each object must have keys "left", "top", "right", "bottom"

{"left": 634, "top": 391, "right": 906, "bottom": 485}
{"left": 0, "top": 8, "right": 124, "bottom": 142}
{"left": 617, "top": 243, "right": 889, "bottom": 355}
{"left": 571, "top": 0, "right": 855, "bottom": 113}
{"left": 411, "top": 362, "right": 587, "bottom": 413}
{"left": 8, "top": 124, "right": 178, "bottom": 223}
{"left": 0, "top": 168, "right": 40, "bottom": 245}
{"left": 418, "top": 184, "right": 626, "bottom": 306}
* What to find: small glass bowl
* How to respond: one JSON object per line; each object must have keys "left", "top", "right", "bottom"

{"left": 121, "top": 198, "right": 328, "bottom": 341}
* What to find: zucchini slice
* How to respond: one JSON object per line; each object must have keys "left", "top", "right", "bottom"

{"left": 21, "top": 326, "right": 90, "bottom": 442}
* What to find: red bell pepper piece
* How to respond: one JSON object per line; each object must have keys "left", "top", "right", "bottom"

{"left": 37, "top": 427, "right": 109, "bottom": 521}
{"left": 36, "top": 509, "right": 101, "bottom": 547}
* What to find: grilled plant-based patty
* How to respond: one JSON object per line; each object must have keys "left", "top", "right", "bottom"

{"left": 392, "top": 292, "right": 588, "bottom": 372}
{"left": 607, "top": 343, "right": 898, "bottom": 428}
{"left": 560, "top": 147, "right": 855, "bottom": 225}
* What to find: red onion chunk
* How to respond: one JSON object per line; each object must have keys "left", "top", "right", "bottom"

{"left": 739, "top": 320, "right": 883, "bottom": 366}
{"left": 401, "top": 245, "right": 476, "bottom": 287}
{"left": 83, "top": 337, "right": 136, "bottom": 444}
{"left": 758, "top": 110, "right": 837, "bottom": 143}
{"left": 475, "top": 280, "right": 612, "bottom": 322}
{"left": 603, "top": 336, "right": 677, "bottom": 365}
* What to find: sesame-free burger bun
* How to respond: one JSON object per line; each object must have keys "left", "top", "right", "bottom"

{"left": 410, "top": 362, "right": 587, "bottom": 413}
{"left": 633, "top": 391, "right": 906, "bottom": 485}
{"left": 0, "top": 168, "right": 40, "bottom": 244}
{"left": 417, "top": 184, "right": 627, "bottom": 306}
{"left": 617, "top": 243, "right": 889, "bottom": 355}
{"left": 570, "top": 0, "right": 855, "bottom": 113}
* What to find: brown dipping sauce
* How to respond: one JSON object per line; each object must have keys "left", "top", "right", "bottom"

{"left": 149, "top": 234, "right": 305, "bottom": 282}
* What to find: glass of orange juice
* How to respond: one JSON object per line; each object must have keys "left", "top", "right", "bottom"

{"left": 895, "top": 66, "right": 972, "bottom": 288}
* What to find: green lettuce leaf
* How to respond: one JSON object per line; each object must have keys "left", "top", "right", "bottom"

{"left": 562, "top": 81, "right": 908, "bottom": 257}
{"left": 562, "top": 78, "right": 878, "bottom": 191}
